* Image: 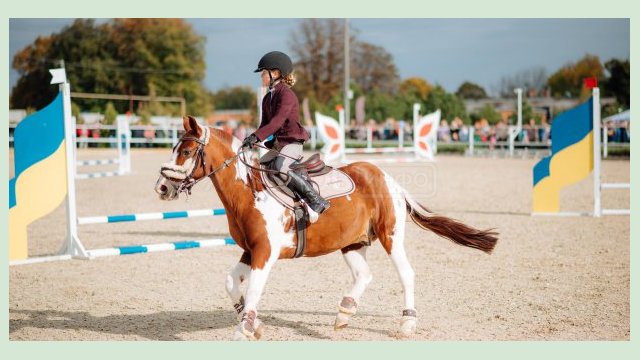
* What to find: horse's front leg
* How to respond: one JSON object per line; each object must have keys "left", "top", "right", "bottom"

{"left": 233, "top": 244, "right": 277, "bottom": 341}
{"left": 225, "top": 252, "right": 251, "bottom": 320}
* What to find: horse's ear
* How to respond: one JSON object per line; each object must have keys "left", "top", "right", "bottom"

{"left": 188, "top": 116, "right": 202, "bottom": 138}
{"left": 183, "top": 116, "right": 192, "bottom": 132}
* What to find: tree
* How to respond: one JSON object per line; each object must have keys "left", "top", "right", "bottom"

{"left": 288, "top": 19, "right": 400, "bottom": 105}
{"left": 474, "top": 103, "right": 501, "bottom": 125}
{"left": 289, "top": 19, "right": 346, "bottom": 104}
{"left": 103, "top": 102, "right": 118, "bottom": 125}
{"left": 212, "top": 86, "right": 256, "bottom": 110}
{"left": 495, "top": 66, "right": 548, "bottom": 98}
{"left": 547, "top": 54, "right": 604, "bottom": 98}
{"left": 399, "top": 77, "right": 432, "bottom": 100}
{"left": 424, "top": 85, "right": 468, "bottom": 123}
{"left": 604, "top": 58, "right": 630, "bottom": 108}
{"left": 351, "top": 42, "right": 399, "bottom": 94}
{"left": 11, "top": 19, "right": 211, "bottom": 116}
{"left": 456, "top": 81, "right": 488, "bottom": 100}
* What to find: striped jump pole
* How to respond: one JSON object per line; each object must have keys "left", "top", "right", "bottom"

{"left": 344, "top": 147, "right": 416, "bottom": 154}
{"left": 77, "top": 158, "right": 120, "bottom": 166}
{"left": 76, "top": 171, "right": 122, "bottom": 179}
{"left": 85, "top": 237, "right": 236, "bottom": 259}
{"left": 77, "top": 208, "right": 227, "bottom": 225}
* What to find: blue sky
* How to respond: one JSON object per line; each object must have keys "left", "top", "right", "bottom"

{"left": 9, "top": 18, "right": 630, "bottom": 95}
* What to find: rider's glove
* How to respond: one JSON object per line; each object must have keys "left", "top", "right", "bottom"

{"left": 242, "top": 133, "right": 259, "bottom": 149}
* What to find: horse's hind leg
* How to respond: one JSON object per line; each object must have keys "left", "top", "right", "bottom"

{"left": 378, "top": 188, "right": 417, "bottom": 337}
{"left": 225, "top": 252, "right": 251, "bottom": 320}
{"left": 335, "top": 244, "right": 372, "bottom": 330}
{"left": 386, "top": 235, "right": 417, "bottom": 337}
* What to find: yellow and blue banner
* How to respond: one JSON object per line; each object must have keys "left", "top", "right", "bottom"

{"left": 532, "top": 98, "right": 594, "bottom": 213}
{"left": 9, "top": 93, "right": 69, "bottom": 260}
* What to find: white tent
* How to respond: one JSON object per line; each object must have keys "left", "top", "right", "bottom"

{"left": 604, "top": 110, "right": 630, "bottom": 122}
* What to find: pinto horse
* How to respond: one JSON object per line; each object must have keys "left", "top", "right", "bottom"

{"left": 155, "top": 116, "right": 498, "bottom": 340}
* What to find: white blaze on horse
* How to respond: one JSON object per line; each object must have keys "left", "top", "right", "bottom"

{"left": 155, "top": 116, "right": 498, "bottom": 340}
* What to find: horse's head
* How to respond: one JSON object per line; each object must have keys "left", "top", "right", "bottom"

{"left": 155, "top": 116, "right": 211, "bottom": 201}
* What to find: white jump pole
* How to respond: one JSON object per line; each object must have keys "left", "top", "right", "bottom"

{"left": 54, "top": 69, "right": 88, "bottom": 259}
{"left": 366, "top": 126, "right": 373, "bottom": 150}
{"left": 603, "top": 122, "right": 608, "bottom": 158}
{"left": 592, "top": 87, "right": 602, "bottom": 217}
{"left": 509, "top": 88, "right": 523, "bottom": 157}
{"left": 116, "top": 116, "right": 131, "bottom": 175}
{"left": 338, "top": 108, "right": 346, "bottom": 163}
{"left": 413, "top": 103, "right": 420, "bottom": 160}
{"left": 398, "top": 121, "right": 405, "bottom": 150}
{"left": 468, "top": 127, "right": 475, "bottom": 156}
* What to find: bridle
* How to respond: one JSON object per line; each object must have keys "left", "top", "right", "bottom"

{"left": 159, "top": 127, "right": 240, "bottom": 196}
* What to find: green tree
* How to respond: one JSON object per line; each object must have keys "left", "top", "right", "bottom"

{"left": 509, "top": 100, "right": 539, "bottom": 124}
{"left": 424, "top": 85, "right": 468, "bottom": 123}
{"left": 11, "top": 19, "right": 211, "bottom": 116}
{"left": 604, "top": 58, "right": 630, "bottom": 108}
{"left": 475, "top": 103, "right": 501, "bottom": 125}
{"left": 103, "top": 101, "right": 118, "bottom": 125}
{"left": 456, "top": 81, "right": 488, "bottom": 99}
{"left": 213, "top": 86, "right": 256, "bottom": 110}
{"left": 71, "top": 102, "right": 84, "bottom": 124}
{"left": 547, "top": 54, "right": 604, "bottom": 98}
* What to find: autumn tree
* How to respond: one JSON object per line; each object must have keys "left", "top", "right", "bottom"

{"left": 11, "top": 18, "right": 211, "bottom": 116}
{"left": 351, "top": 42, "right": 399, "bottom": 94}
{"left": 288, "top": 19, "right": 400, "bottom": 104}
{"left": 399, "top": 77, "right": 432, "bottom": 100}
{"left": 547, "top": 54, "right": 604, "bottom": 98}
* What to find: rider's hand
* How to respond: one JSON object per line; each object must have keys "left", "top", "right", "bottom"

{"left": 242, "top": 133, "right": 259, "bottom": 148}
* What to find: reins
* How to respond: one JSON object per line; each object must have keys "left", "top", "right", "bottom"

{"left": 164, "top": 130, "right": 297, "bottom": 197}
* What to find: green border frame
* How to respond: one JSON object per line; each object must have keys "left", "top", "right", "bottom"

{"left": 2, "top": 1, "right": 635, "bottom": 359}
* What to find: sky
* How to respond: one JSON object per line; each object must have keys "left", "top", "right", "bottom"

{"left": 9, "top": 18, "right": 630, "bottom": 96}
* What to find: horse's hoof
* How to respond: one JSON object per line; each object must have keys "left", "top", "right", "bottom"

{"left": 334, "top": 296, "right": 358, "bottom": 330}
{"left": 232, "top": 328, "right": 251, "bottom": 341}
{"left": 399, "top": 316, "right": 417, "bottom": 337}
{"left": 253, "top": 319, "right": 264, "bottom": 340}
{"left": 334, "top": 311, "right": 351, "bottom": 330}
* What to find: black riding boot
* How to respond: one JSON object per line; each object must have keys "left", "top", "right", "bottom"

{"left": 286, "top": 170, "right": 330, "bottom": 214}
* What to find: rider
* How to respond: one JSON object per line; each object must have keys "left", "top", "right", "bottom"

{"left": 242, "top": 51, "right": 330, "bottom": 214}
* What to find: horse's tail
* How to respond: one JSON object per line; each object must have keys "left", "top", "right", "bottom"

{"left": 402, "top": 190, "right": 498, "bottom": 254}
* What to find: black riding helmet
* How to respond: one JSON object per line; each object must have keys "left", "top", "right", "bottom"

{"left": 253, "top": 51, "right": 293, "bottom": 76}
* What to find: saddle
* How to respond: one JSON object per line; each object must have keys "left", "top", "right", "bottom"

{"left": 260, "top": 153, "right": 355, "bottom": 211}
{"left": 260, "top": 153, "right": 356, "bottom": 259}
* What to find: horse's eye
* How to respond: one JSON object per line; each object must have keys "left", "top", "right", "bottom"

{"left": 182, "top": 150, "right": 191, "bottom": 157}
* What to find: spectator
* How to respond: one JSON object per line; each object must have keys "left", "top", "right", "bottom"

{"left": 495, "top": 120, "right": 509, "bottom": 142}
{"left": 539, "top": 117, "right": 551, "bottom": 143}
{"left": 144, "top": 125, "right": 155, "bottom": 148}
{"left": 437, "top": 119, "right": 451, "bottom": 142}
{"left": 90, "top": 127, "right": 100, "bottom": 148}
{"left": 449, "top": 118, "right": 459, "bottom": 141}
{"left": 524, "top": 118, "right": 538, "bottom": 143}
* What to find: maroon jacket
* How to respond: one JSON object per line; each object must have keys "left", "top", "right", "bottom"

{"left": 254, "top": 82, "right": 309, "bottom": 146}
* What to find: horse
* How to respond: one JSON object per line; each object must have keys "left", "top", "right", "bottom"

{"left": 155, "top": 116, "right": 498, "bottom": 340}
